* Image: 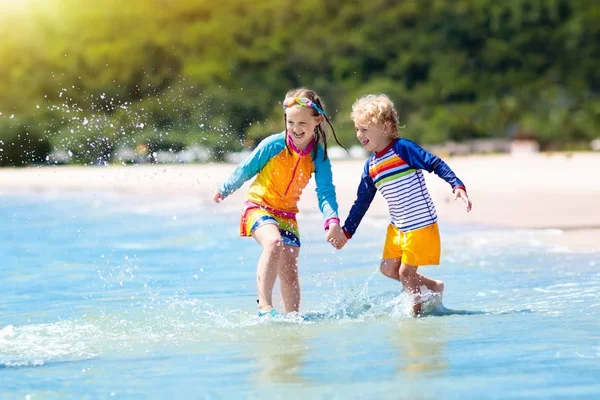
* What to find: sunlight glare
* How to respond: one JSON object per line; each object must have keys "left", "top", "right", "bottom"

{"left": 0, "top": 0, "right": 54, "bottom": 14}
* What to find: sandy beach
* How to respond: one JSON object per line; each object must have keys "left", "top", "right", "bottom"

{"left": 1, "top": 152, "right": 599, "bottom": 253}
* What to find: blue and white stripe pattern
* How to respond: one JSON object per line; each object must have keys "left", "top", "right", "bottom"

{"left": 369, "top": 148, "right": 438, "bottom": 231}
{"left": 343, "top": 138, "right": 466, "bottom": 237}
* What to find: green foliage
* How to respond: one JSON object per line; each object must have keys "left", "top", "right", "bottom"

{"left": 0, "top": 115, "right": 52, "bottom": 166}
{"left": 1, "top": 0, "right": 599, "bottom": 165}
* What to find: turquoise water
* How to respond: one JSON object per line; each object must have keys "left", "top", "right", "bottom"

{"left": 1, "top": 192, "right": 599, "bottom": 399}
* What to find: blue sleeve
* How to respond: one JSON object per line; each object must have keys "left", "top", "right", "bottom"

{"left": 313, "top": 145, "right": 339, "bottom": 223}
{"left": 342, "top": 159, "right": 377, "bottom": 238}
{"left": 218, "top": 133, "right": 284, "bottom": 196}
{"left": 394, "top": 139, "right": 466, "bottom": 191}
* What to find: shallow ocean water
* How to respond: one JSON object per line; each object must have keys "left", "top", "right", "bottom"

{"left": 1, "top": 191, "right": 599, "bottom": 399}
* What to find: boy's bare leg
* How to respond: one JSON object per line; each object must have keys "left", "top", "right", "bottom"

{"left": 416, "top": 273, "right": 444, "bottom": 295}
{"left": 399, "top": 263, "right": 423, "bottom": 317}
{"left": 381, "top": 259, "right": 444, "bottom": 316}
{"left": 381, "top": 260, "right": 423, "bottom": 316}
{"left": 380, "top": 258, "right": 402, "bottom": 281}
{"left": 381, "top": 259, "right": 443, "bottom": 293}
{"left": 252, "top": 224, "right": 284, "bottom": 312}
{"left": 278, "top": 244, "right": 300, "bottom": 313}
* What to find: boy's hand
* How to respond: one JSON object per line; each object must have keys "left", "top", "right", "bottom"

{"left": 326, "top": 223, "right": 348, "bottom": 249}
{"left": 454, "top": 188, "right": 472, "bottom": 212}
{"left": 213, "top": 191, "right": 225, "bottom": 204}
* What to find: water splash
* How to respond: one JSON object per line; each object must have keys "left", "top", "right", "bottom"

{"left": 0, "top": 286, "right": 466, "bottom": 369}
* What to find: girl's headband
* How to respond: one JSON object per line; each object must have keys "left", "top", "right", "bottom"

{"left": 282, "top": 97, "right": 326, "bottom": 115}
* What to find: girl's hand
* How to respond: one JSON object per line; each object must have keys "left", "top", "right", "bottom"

{"left": 326, "top": 223, "right": 348, "bottom": 249}
{"left": 454, "top": 188, "right": 472, "bottom": 212}
{"left": 213, "top": 191, "right": 225, "bottom": 204}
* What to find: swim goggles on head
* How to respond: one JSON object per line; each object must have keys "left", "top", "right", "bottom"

{"left": 282, "top": 97, "right": 326, "bottom": 115}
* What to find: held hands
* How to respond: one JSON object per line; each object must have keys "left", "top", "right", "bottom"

{"left": 326, "top": 223, "right": 348, "bottom": 250}
{"left": 213, "top": 191, "right": 225, "bottom": 204}
{"left": 454, "top": 188, "right": 472, "bottom": 212}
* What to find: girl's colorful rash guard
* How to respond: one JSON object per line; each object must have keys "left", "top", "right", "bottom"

{"left": 218, "top": 132, "right": 340, "bottom": 229}
{"left": 343, "top": 138, "right": 466, "bottom": 236}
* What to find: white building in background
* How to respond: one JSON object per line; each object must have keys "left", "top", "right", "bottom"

{"left": 47, "top": 149, "right": 72, "bottom": 164}
{"left": 349, "top": 145, "right": 368, "bottom": 159}
{"left": 510, "top": 139, "right": 540, "bottom": 156}
{"left": 326, "top": 145, "right": 368, "bottom": 160}
{"left": 176, "top": 146, "right": 211, "bottom": 163}
{"left": 226, "top": 149, "right": 252, "bottom": 164}
{"left": 327, "top": 146, "right": 348, "bottom": 160}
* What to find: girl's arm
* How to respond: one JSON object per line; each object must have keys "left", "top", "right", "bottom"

{"left": 313, "top": 147, "right": 340, "bottom": 230}
{"left": 218, "top": 133, "right": 283, "bottom": 197}
{"left": 394, "top": 139, "right": 466, "bottom": 192}
{"left": 342, "top": 159, "right": 377, "bottom": 238}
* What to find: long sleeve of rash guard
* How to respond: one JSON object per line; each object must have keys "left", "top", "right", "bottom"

{"left": 394, "top": 139, "right": 466, "bottom": 191}
{"left": 342, "top": 159, "right": 377, "bottom": 238}
{"left": 218, "top": 134, "right": 283, "bottom": 197}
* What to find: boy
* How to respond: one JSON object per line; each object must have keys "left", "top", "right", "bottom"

{"left": 336, "top": 94, "right": 472, "bottom": 317}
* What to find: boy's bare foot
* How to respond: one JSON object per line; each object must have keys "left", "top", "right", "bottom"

{"left": 434, "top": 280, "right": 445, "bottom": 295}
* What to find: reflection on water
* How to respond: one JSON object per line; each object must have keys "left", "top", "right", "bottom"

{"left": 251, "top": 326, "right": 307, "bottom": 385}
{"left": 391, "top": 319, "right": 449, "bottom": 378}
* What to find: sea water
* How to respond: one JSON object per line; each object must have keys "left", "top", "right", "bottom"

{"left": 1, "top": 191, "right": 599, "bottom": 399}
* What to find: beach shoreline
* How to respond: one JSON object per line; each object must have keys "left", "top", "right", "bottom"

{"left": 1, "top": 153, "right": 599, "bottom": 253}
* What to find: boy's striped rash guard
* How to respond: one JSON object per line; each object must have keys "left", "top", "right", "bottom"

{"left": 218, "top": 132, "right": 340, "bottom": 230}
{"left": 343, "top": 138, "right": 466, "bottom": 237}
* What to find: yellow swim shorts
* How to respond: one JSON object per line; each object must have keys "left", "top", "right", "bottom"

{"left": 382, "top": 223, "right": 441, "bottom": 266}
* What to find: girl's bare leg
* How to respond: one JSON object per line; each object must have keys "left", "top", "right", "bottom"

{"left": 252, "top": 224, "right": 284, "bottom": 312}
{"left": 278, "top": 244, "right": 300, "bottom": 313}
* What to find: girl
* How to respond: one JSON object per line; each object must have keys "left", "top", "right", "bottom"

{"left": 338, "top": 94, "right": 472, "bottom": 317}
{"left": 214, "top": 88, "right": 347, "bottom": 317}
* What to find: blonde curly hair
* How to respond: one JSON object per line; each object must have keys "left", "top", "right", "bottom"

{"left": 350, "top": 94, "right": 399, "bottom": 139}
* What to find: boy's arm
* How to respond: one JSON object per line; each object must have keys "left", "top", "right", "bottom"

{"left": 314, "top": 146, "right": 340, "bottom": 230}
{"left": 395, "top": 139, "right": 466, "bottom": 192}
{"left": 218, "top": 134, "right": 282, "bottom": 197}
{"left": 342, "top": 160, "right": 377, "bottom": 238}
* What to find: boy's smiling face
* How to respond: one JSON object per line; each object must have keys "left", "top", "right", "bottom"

{"left": 354, "top": 119, "right": 394, "bottom": 153}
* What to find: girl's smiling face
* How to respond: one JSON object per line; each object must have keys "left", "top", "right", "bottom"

{"left": 285, "top": 106, "right": 322, "bottom": 151}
